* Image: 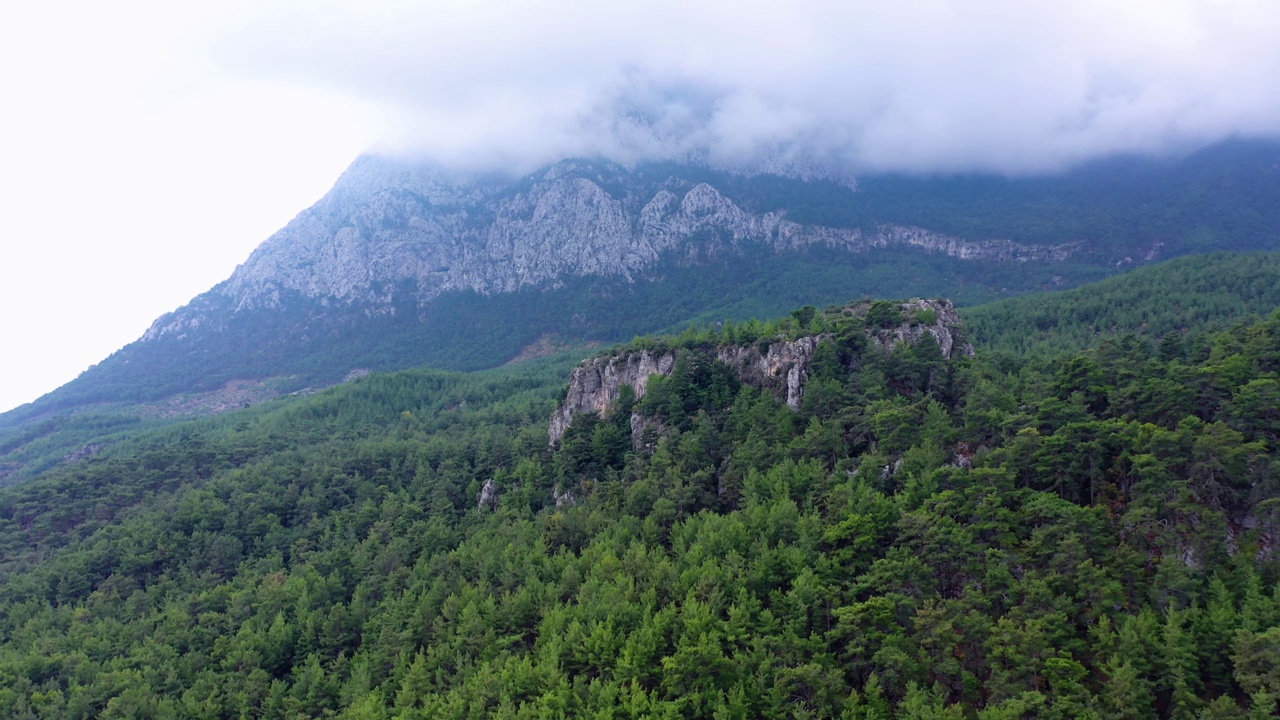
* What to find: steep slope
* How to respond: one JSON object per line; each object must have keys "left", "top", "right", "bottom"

{"left": 5, "top": 251, "right": 1280, "bottom": 484}
{"left": 207, "top": 161, "right": 1072, "bottom": 314}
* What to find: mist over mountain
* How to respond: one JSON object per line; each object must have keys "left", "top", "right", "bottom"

{"left": 213, "top": 1, "right": 1280, "bottom": 176}
{"left": 8, "top": 3, "right": 1280, "bottom": 716}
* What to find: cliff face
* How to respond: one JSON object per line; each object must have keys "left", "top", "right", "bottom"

{"left": 35, "top": 155, "right": 1082, "bottom": 429}
{"left": 220, "top": 172, "right": 1076, "bottom": 311}
{"left": 145, "top": 158, "right": 1077, "bottom": 340}
{"left": 548, "top": 350, "right": 678, "bottom": 446}
{"left": 546, "top": 336, "right": 829, "bottom": 446}
{"left": 549, "top": 299, "right": 969, "bottom": 445}
{"left": 11, "top": 143, "right": 1276, "bottom": 455}
{"left": 713, "top": 336, "right": 826, "bottom": 410}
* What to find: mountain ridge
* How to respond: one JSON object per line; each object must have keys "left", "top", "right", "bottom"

{"left": 156, "top": 159, "right": 1077, "bottom": 330}
{"left": 7, "top": 139, "right": 1280, "bottom": 431}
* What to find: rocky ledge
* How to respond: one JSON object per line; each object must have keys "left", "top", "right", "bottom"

{"left": 549, "top": 298, "right": 971, "bottom": 446}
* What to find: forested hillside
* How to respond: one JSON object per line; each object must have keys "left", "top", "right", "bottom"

{"left": 1, "top": 295, "right": 1279, "bottom": 718}
{"left": 964, "top": 252, "right": 1280, "bottom": 356}
{"left": 2, "top": 246, "right": 1088, "bottom": 429}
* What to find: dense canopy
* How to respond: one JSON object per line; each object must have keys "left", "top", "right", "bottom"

{"left": 2, "top": 257, "right": 1279, "bottom": 718}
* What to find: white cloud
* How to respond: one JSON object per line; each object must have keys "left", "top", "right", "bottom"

{"left": 211, "top": 0, "right": 1280, "bottom": 174}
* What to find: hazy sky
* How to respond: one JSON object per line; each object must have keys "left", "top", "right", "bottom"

{"left": 2, "top": 0, "right": 1279, "bottom": 413}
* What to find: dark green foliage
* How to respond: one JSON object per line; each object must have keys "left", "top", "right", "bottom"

{"left": 964, "top": 251, "right": 1280, "bottom": 356}
{"left": 639, "top": 354, "right": 741, "bottom": 429}
{"left": 0, "top": 413, "right": 148, "bottom": 484}
{"left": 1, "top": 291, "right": 1279, "bottom": 718}
{"left": 650, "top": 139, "right": 1280, "bottom": 255}
{"left": 791, "top": 305, "right": 818, "bottom": 329}
{"left": 869, "top": 300, "right": 905, "bottom": 328}
{"left": 915, "top": 308, "right": 938, "bottom": 326}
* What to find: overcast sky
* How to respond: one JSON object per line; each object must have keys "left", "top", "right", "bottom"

{"left": 2, "top": 0, "right": 1279, "bottom": 413}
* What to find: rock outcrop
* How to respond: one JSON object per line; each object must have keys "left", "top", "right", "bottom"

{"left": 867, "top": 298, "right": 975, "bottom": 358}
{"left": 477, "top": 478, "right": 499, "bottom": 511}
{"left": 548, "top": 350, "right": 677, "bottom": 446}
{"left": 714, "top": 336, "right": 827, "bottom": 410}
{"left": 547, "top": 335, "right": 832, "bottom": 446}
{"left": 549, "top": 298, "right": 969, "bottom": 446}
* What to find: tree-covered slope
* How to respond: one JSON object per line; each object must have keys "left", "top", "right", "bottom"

{"left": 847, "top": 137, "right": 1280, "bottom": 253}
{"left": 641, "top": 138, "right": 1280, "bottom": 255}
{"left": 0, "top": 247, "right": 1090, "bottom": 481}
{"left": 963, "top": 251, "right": 1280, "bottom": 356}
{"left": 2, "top": 247, "right": 1080, "bottom": 426}
{"left": 1, "top": 299, "right": 1278, "bottom": 718}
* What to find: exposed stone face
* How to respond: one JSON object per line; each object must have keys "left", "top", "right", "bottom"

{"left": 868, "top": 298, "right": 975, "bottom": 359}
{"left": 548, "top": 298, "right": 970, "bottom": 446}
{"left": 548, "top": 350, "right": 677, "bottom": 446}
{"left": 547, "top": 335, "right": 831, "bottom": 446}
{"left": 145, "top": 157, "right": 1078, "bottom": 341}
{"left": 714, "top": 336, "right": 827, "bottom": 410}
{"left": 629, "top": 413, "right": 670, "bottom": 452}
{"left": 552, "top": 482, "right": 576, "bottom": 509}
{"left": 477, "top": 478, "right": 498, "bottom": 511}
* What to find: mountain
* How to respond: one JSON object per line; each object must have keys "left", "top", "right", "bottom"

{"left": 1, "top": 294, "right": 1278, "bottom": 717}
{"left": 5, "top": 140, "right": 1280, "bottom": 432}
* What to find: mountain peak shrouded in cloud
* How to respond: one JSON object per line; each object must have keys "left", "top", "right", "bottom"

{"left": 213, "top": 0, "right": 1280, "bottom": 176}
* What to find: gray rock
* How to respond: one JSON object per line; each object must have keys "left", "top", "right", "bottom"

{"left": 715, "top": 336, "right": 826, "bottom": 410}
{"left": 143, "top": 158, "right": 1078, "bottom": 341}
{"left": 477, "top": 478, "right": 499, "bottom": 511}
{"left": 548, "top": 298, "right": 971, "bottom": 446}
{"left": 548, "top": 350, "right": 677, "bottom": 446}
{"left": 547, "top": 336, "right": 825, "bottom": 447}
{"left": 552, "top": 482, "right": 576, "bottom": 509}
{"left": 867, "top": 298, "right": 974, "bottom": 359}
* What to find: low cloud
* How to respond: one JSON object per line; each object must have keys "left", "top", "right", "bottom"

{"left": 212, "top": 0, "right": 1280, "bottom": 175}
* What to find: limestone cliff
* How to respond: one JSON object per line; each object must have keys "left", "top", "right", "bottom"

{"left": 145, "top": 157, "right": 1078, "bottom": 341}
{"left": 713, "top": 336, "right": 826, "bottom": 410}
{"left": 548, "top": 298, "right": 970, "bottom": 445}
{"left": 548, "top": 350, "right": 678, "bottom": 446}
